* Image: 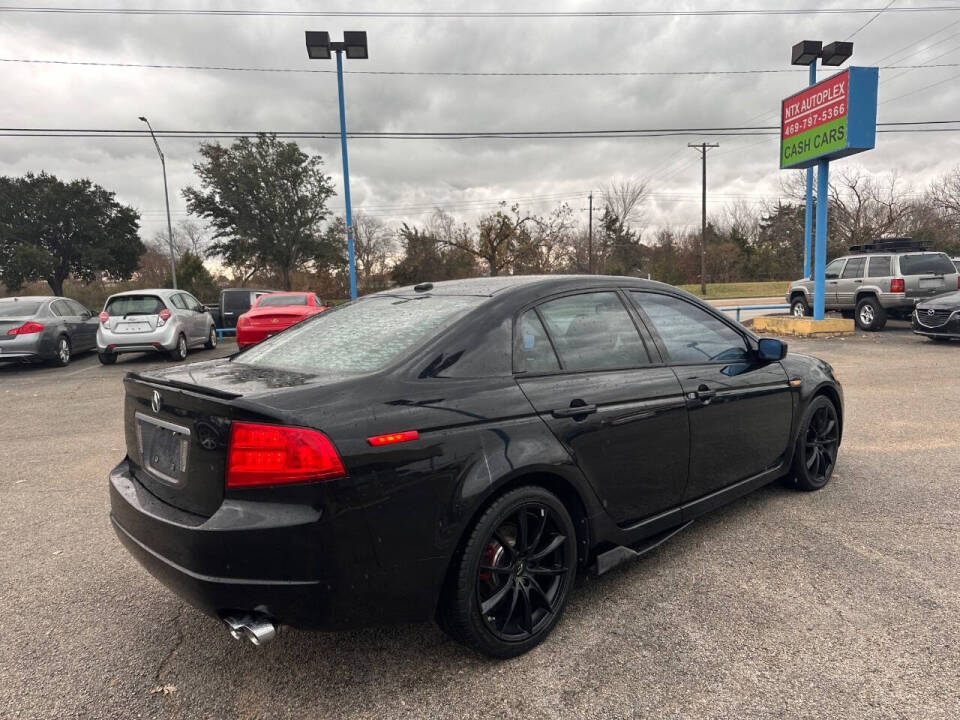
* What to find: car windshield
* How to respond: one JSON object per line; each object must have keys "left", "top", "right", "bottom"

{"left": 898, "top": 253, "right": 956, "bottom": 275}
{"left": 0, "top": 301, "right": 42, "bottom": 317}
{"left": 238, "top": 293, "right": 485, "bottom": 374}
{"left": 257, "top": 295, "right": 308, "bottom": 307}
{"left": 104, "top": 295, "right": 166, "bottom": 316}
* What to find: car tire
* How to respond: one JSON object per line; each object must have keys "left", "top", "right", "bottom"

{"left": 204, "top": 326, "right": 218, "bottom": 350}
{"left": 854, "top": 296, "right": 887, "bottom": 331}
{"left": 790, "top": 296, "right": 811, "bottom": 318}
{"left": 168, "top": 333, "right": 188, "bottom": 362}
{"left": 98, "top": 352, "right": 117, "bottom": 365}
{"left": 439, "top": 486, "right": 578, "bottom": 658}
{"left": 53, "top": 335, "right": 71, "bottom": 367}
{"left": 790, "top": 395, "right": 840, "bottom": 492}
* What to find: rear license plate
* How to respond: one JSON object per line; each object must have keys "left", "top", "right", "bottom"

{"left": 919, "top": 278, "right": 943, "bottom": 289}
{"left": 135, "top": 412, "right": 191, "bottom": 486}
{"left": 118, "top": 322, "right": 150, "bottom": 333}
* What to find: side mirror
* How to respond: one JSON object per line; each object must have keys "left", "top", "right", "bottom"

{"left": 757, "top": 337, "right": 787, "bottom": 361}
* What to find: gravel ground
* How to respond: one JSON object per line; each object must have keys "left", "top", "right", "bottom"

{"left": 1, "top": 321, "right": 958, "bottom": 719}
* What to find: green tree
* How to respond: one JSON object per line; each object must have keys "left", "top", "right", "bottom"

{"left": 0, "top": 172, "right": 143, "bottom": 296}
{"left": 164, "top": 251, "right": 219, "bottom": 302}
{"left": 183, "top": 134, "right": 338, "bottom": 290}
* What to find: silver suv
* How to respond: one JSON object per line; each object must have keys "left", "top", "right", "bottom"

{"left": 97, "top": 288, "right": 218, "bottom": 364}
{"left": 786, "top": 239, "right": 960, "bottom": 331}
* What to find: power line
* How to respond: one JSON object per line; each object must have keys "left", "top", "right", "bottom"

{"left": 845, "top": 0, "right": 897, "bottom": 40}
{"left": 3, "top": 56, "right": 960, "bottom": 77}
{"left": 1, "top": 5, "right": 959, "bottom": 17}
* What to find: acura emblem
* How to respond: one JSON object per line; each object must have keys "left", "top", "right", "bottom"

{"left": 928, "top": 308, "right": 936, "bottom": 316}
{"left": 151, "top": 390, "right": 162, "bottom": 414}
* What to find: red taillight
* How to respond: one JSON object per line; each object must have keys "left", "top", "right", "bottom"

{"left": 890, "top": 278, "right": 905, "bottom": 293}
{"left": 99, "top": 312, "right": 110, "bottom": 324}
{"left": 7, "top": 321, "right": 44, "bottom": 336}
{"left": 157, "top": 308, "right": 171, "bottom": 326}
{"left": 367, "top": 430, "right": 419, "bottom": 447}
{"left": 236, "top": 316, "right": 248, "bottom": 327}
{"left": 957, "top": 276, "right": 960, "bottom": 290}
{"left": 226, "top": 422, "right": 346, "bottom": 488}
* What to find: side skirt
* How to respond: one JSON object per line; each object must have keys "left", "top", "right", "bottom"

{"left": 592, "top": 521, "right": 694, "bottom": 575}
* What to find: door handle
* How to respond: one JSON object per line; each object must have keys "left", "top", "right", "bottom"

{"left": 552, "top": 401, "right": 597, "bottom": 419}
{"left": 686, "top": 384, "right": 716, "bottom": 406}
{"left": 853, "top": 279, "right": 862, "bottom": 283}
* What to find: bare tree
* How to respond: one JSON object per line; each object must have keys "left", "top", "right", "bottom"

{"left": 351, "top": 212, "right": 394, "bottom": 293}
{"left": 602, "top": 177, "right": 649, "bottom": 233}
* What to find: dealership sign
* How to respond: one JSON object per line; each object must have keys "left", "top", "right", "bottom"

{"left": 780, "top": 66, "right": 879, "bottom": 170}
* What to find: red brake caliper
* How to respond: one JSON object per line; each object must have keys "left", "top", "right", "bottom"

{"left": 479, "top": 542, "right": 497, "bottom": 582}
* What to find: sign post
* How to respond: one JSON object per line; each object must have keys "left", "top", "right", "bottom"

{"left": 780, "top": 66, "right": 878, "bottom": 320}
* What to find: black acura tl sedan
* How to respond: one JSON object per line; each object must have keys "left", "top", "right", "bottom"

{"left": 109, "top": 275, "right": 843, "bottom": 657}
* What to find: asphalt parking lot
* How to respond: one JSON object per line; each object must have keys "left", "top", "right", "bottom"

{"left": 2, "top": 320, "right": 959, "bottom": 719}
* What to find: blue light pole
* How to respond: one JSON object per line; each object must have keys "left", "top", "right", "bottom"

{"left": 306, "top": 30, "right": 369, "bottom": 301}
{"left": 790, "top": 40, "right": 853, "bottom": 320}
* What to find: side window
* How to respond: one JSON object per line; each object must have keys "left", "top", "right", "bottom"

{"left": 825, "top": 259, "right": 846, "bottom": 279}
{"left": 67, "top": 299, "right": 88, "bottom": 316}
{"left": 537, "top": 292, "right": 650, "bottom": 371}
{"left": 182, "top": 294, "right": 202, "bottom": 311}
{"left": 632, "top": 292, "right": 749, "bottom": 364}
{"left": 170, "top": 294, "right": 187, "bottom": 310}
{"left": 841, "top": 257, "right": 866, "bottom": 279}
{"left": 514, "top": 309, "right": 560, "bottom": 373}
{"left": 867, "top": 256, "right": 892, "bottom": 278}
{"left": 50, "top": 300, "right": 70, "bottom": 317}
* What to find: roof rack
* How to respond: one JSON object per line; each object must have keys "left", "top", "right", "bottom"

{"left": 848, "top": 237, "right": 930, "bottom": 254}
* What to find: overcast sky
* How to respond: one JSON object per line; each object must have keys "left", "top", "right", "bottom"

{"left": 2, "top": 1, "right": 960, "bottom": 244}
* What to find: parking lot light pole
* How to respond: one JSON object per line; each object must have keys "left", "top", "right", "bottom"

{"left": 305, "top": 30, "right": 368, "bottom": 301}
{"left": 139, "top": 116, "right": 177, "bottom": 289}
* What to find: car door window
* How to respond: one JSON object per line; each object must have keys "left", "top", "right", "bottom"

{"left": 182, "top": 294, "right": 202, "bottom": 312}
{"left": 66, "top": 300, "right": 88, "bottom": 316}
{"left": 825, "top": 259, "right": 846, "bottom": 279}
{"left": 841, "top": 257, "right": 866, "bottom": 278}
{"left": 536, "top": 292, "right": 650, "bottom": 371}
{"left": 631, "top": 292, "right": 749, "bottom": 364}
{"left": 514, "top": 309, "right": 560, "bottom": 373}
{"left": 867, "top": 256, "right": 892, "bottom": 277}
{"left": 170, "top": 294, "right": 187, "bottom": 310}
{"left": 50, "top": 300, "right": 71, "bottom": 317}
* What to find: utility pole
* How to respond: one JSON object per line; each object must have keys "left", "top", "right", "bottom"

{"left": 587, "top": 191, "right": 593, "bottom": 274}
{"left": 139, "top": 116, "right": 177, "bottom": 289}
{"left": 688, "top": 142, "right": 719, "bottom": 295}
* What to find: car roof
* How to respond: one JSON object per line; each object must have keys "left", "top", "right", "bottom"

{"left": 106, "top": 288, "right": 180, "bottom": 299}
{"left": 222, "top": 288, "right": 278, "bottom": 294}
{"left": 0, "top": 296, "right": 56, "bottom": 303}
{"left": 380, "top": 274, "right": 670, "bottom": 298}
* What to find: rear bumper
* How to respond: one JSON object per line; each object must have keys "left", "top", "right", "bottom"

{"left": 235, "top": 327, "right": 275, "bottom": 348}
{"left": 98, "top": 325, "right": 179, "bottom": 354}
{"left": 108, "top": 459, "right": 443, "bottom": 630}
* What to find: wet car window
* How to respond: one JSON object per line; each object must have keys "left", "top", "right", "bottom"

{"left": 170, "top": 294, "right": 187, "bottom": 310}
{"left": 537, "top": 292, "right": 650, "bottom": 371}
{"left": 0, "top": 301, "right": 42, "bottom": 317}
{"left": 898, "top": 254, "right": 956, "bottom": 275}
{"left": 50, "top": 300, "right": 71, "bottom": 317}
{"left": 257, "top": 295, "right": 308, "bottom": 307}
{"left": 633, "top": 292, "right": 749, "bottom": 364}
{"left": 514, "top": 309, "right": 560, "bottom": 373}
{"left": 239, "top": 294, "right": 485, "bottom": 373}
{"left": 841, "top": 258, "right": 866, "bottom": 279}
{"left": 104, "top": 295, "right": 165, "bottom": 316}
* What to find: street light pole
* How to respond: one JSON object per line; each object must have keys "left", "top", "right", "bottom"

{"left": 305, "top": 30, "right": 368, "bottom": 301}
{"left": 138, "top": 116, "right": 177, "bottom": 289}
{"left": 689, "top": 142, "right": 719, "bottom": 296}
{"left": 587, "top": 191, "right": 593, "bottom": 274}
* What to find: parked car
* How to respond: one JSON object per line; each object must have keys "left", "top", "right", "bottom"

{"left": 97, "top": 289, "right": 218, "bottom": 364}
{"left": 912, "top": 290, "right": 960, "bottom": 342}
{"left": 786, "top": 238, "right": 960, "bottom": 331}
{"left": 214, "top": 288, "right": 279, "bottom": 329}
{"left": 0, "top": 296, "right": 98, "bottom": 366}
{"left": 952, "top": 257, "right": 960, "bottom": 273}
{"left": 235, "top": 292, "right": 327, "bottom": 349}
{"left": 108, "top": 276, "right": 842, "bottom": 657}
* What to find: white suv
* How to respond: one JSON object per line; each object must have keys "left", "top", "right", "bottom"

{"left": 97, "top": 288, "right": 218, "bottom": 364}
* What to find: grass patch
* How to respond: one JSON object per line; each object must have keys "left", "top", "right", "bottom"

{"left": 675, "top": 281, "right": 790, "bottom": 299}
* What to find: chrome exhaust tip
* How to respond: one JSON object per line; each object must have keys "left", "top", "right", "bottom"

{"left": 222, "top": 614, "right": 278, "bottom": 646}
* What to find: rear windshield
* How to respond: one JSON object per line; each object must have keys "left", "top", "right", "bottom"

{"left": 238, "top": 294, "right": 485, "bottom": 373}
{"left": 223, "top": 291, "right": 254, "bottom": 312}
{"left": 898, "top": 253, "right": 956, "bottom": 275}
{"left": 0, "top": 301, "right": 42, "bottom": 317}
{"left": 257, "top": 295, "right": 308, "bottom": 307}
{"left": 104, "top": 295, "right": 166, "bottom": 316}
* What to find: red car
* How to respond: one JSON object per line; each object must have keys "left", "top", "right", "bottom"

{"left": 235, "top": 292, "right": 327, "bottom": 349}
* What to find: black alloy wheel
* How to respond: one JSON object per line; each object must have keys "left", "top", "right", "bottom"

{"left": 792, "top": 396, "right": 840, "bottom": 491}
{"left": 440, "top": 486, "right": 577, "bottom": 658}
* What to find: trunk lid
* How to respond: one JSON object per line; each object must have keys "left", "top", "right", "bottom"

{"left": 0, "top": 316, "right": 37, "bottom": 342}
{"left": 104, "top": 294, "right": 167, "bottom": 334}
{"left": 899, "top": 253, "right": 960, "bottom": 299}
{"left": 122, "top": 358, "right": 358, "bottom": 516}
